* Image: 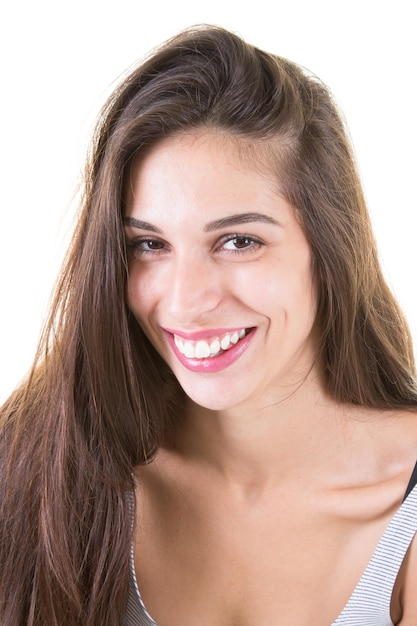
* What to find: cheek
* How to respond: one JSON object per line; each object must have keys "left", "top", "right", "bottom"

{"left": 126, "top": 269, "right": 153, "bottom": 323}
{"left": 258, "top": 264, "right": 316, "bottom": 328}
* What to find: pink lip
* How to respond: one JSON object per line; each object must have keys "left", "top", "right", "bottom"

{"left": 162, "top": 327, "right": 246, "bottom": 341}
{"left": 164, "top": 328, "right": 255, "bottom": 373}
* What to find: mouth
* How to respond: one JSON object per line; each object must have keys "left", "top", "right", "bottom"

{"left": 172, "top": 328, "right": 250, "bottom": 359}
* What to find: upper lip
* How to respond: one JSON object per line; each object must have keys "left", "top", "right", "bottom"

{"left": 162, "top": 327, "right": 251, "bottom": 341}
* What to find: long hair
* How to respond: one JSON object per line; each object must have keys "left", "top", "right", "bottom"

{"left": 1, "top": 24, "right": 416, "bottom": 625}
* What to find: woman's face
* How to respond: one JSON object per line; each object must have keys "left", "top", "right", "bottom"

{"left": 124, "top": 132, "right": 318, "bottom": 412}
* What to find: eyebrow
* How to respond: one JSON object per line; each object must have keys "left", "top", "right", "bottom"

{"left": 204, "top": 213, "right": 280, "bottom": 232}
{"left": 123, "top": 212, "right": 280, "bottom": 233}
{"left": 123, "top": 217, "right": 163, "bottom": 233}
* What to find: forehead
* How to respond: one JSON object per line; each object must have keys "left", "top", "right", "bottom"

{"left": 130, "top": 128, "right": 283, "bottom": 183}
{"left": 125, "top": 130, "right": 285, "bottom": 214}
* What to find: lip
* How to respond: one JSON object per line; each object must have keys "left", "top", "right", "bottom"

{"left": 162, "top": 327, "right": 246, "bottom": 341}
{"left": 163, "top": 327, "right": 256, "bottom": 373}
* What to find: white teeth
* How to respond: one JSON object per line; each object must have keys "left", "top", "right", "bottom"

{"left": 173, "top": 329, "right": 248, "bottom": 359}
{"left": 230, "top": 332, "right": 239, "bottom": 345}
{"left": 220, "top": 335, "right": 231, "bottom": 351}
{"left": 195, "top": 340, "right": 211, "bottom": 358}
{"left": 210, "top": 338, "right": 221, "bottom": 355}
{"left": 184, "top": 341, "right": 195, "bottom": 358}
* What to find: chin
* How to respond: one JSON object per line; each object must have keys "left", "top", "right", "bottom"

{"left": 179, "top": 380, "right": 251, "bottom": 413}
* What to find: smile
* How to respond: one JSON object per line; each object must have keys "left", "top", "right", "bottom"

{"left": 173, "top": 329, "right": 247, "bottom": 359}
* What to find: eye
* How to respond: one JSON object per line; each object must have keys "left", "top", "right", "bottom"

{"left": 219, "top": 234, "right": 264, "bottom": 253}
{"left": 127, "top": 237, "right": 168, "bottom": 258}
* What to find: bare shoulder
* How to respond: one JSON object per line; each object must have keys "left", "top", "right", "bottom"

{"left": 351, "top": 406, "right": 417, "bottom": 470}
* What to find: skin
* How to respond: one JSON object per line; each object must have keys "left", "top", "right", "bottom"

{"left": 125, "top": 131, "right": 417, "bottom": 625}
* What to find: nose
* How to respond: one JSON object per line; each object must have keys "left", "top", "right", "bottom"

{"left": 165, "top": 253, "right": 223, "bottom": 325}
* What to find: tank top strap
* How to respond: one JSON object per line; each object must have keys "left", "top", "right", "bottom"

{"left": 403, "top": 460, "right": 417, "bottom": 501}
{"left": 333, "top": 482, "right": 417, "bottom": 625}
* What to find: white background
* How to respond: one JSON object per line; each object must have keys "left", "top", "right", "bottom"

{"left": 0, "top": 0, "right": 416, "bottom": 403}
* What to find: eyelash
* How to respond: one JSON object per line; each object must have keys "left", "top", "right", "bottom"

{"left": 218, "top": 234, "right": 264, "bottom": 254}
{"left": 127, "top": 234, "right": 265, "bottom": 258}
{"left": 127, "top": 238, "right": 166, "bottom": 256}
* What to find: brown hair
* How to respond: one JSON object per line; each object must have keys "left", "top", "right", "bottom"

{"left": 1, "top": 24, "right": 416, "bottom": 625}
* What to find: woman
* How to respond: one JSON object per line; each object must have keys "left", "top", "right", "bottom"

{"left": 1, "top": 25, "right": 417, "bottom": 626}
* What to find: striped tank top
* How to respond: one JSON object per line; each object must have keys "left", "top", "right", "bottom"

{"left": 124, "top": 464, "right": 417, "bottom": 625}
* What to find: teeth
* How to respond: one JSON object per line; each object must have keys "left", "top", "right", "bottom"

{"left": 184, "top": 341, "right": 195, "bottom": 358}
{"left": 209, "top": 338, "right": 220, "bottom": 355}
{"left": 230, "top": 332, "right": 239, "bottom": 345}
{"left": 195, "top": 340, "right": 211, "bottom": 358}
{"left": 174, "top": 329, "right": 248, "bottom": 360}
{"left": 220, "top": 335, "right": 231, "bottom": 351}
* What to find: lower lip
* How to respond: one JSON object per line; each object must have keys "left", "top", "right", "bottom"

{"left": 165, "top": 330, "right": 255, "bottom": 373}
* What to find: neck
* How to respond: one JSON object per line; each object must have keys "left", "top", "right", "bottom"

{"left": 169, "top": 374, "right": 349, "bottom": 491}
